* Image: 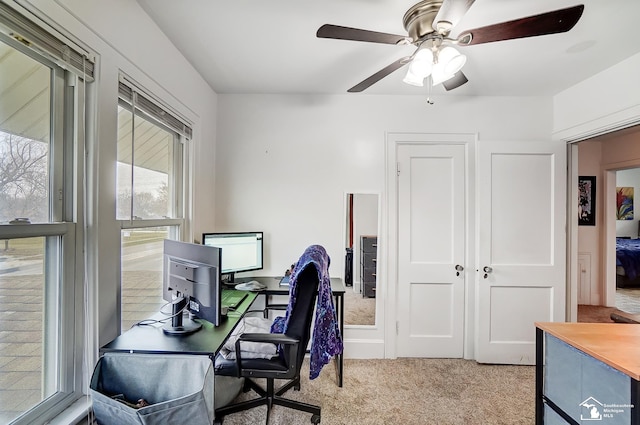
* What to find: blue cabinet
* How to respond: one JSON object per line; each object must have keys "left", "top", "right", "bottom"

{"left": 536, "top": 323, "right": 640, "bottom": 425}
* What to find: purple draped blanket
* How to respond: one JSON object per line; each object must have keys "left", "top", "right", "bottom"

{"left": 270, "top": 244, "right": 343, "bottom": 379}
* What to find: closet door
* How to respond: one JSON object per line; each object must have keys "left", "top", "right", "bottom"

{"left": 396, "top": 142, "right": 466, "bottom": 357}
{"left": 475, "top": 141, "right": 566, "bottom": 364}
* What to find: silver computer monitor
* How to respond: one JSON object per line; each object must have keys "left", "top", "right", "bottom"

{"left": 162, "top": 239, "right": 222, "bottom": 334}
{"left": 201, "top": 231, "right": 263, "bottom": 282}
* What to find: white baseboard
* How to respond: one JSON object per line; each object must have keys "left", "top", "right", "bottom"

{"left": 343, "top": 338, "right": 385, "bottom": 358}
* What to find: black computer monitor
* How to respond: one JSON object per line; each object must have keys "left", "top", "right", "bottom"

{"left": 162, "top": 239, "right": 222, "bottom": 335}
{"left": 201, "top": 231, "right": 263, "bottom": 283}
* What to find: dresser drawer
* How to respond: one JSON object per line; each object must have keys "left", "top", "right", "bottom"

{"left": 363, "top": 281, "right": 376, "bottom": 298}
{"left": 361, "top": 266, "right": 376, "bottom": 283}
{"left": 361, "top": 252, "right": 377, "bottom": 269}
{"left": 361, "top": 236, "right": 377, "bottom": 253}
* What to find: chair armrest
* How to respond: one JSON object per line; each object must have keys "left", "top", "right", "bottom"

{"left": 237, "top": 333, "right": 298, "bottom": 345}
{"left": 234, "top": 333, "right": 300, "bottom": 376}
{"left": 244, "top": 309, "right": 268, "bottom": 315}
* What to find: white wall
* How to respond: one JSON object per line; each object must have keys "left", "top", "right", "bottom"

{"left": 216, "top": 94, "right": 552, "bottom": 274}
{"left": 22, "top": 0, "right": 219, "bottom": 345}
{"left": 554, "top": 52, "right": 640, "bottom": 141}
{"left": 577, "top": 141, "right": 603, "bottom": 305}
{"left": 215, "top": 93, "right": 553, "bottom": 357}
{"left": 616, "top": 168, "right": 640, "bottom": 238}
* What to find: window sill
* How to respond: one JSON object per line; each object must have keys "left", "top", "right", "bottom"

{"left": 49, "top": 397, "right": 92, "bottom": 425}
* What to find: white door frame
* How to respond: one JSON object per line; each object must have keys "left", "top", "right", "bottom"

{"left": 603, "top": 161, "right": 640, "bottom": 306}
{"left": 567, "top": 145, "right": 640, "bottom": 315}
{"left": 385, "top": 132, "right": 476, "bottom": 360}
{"left": 564, "top": 124, "right": 640, "bottom": 321}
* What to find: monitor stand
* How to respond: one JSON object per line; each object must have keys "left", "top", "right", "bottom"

{"left": 222, "top": 272, "right": 236, "bottom": 285}
{"left": 163, "top": 297, "right": 202, "bottom": 335}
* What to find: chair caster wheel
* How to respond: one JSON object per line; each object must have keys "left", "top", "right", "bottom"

{"left": 311, "top": 414, "right": 321, "bottom": 424}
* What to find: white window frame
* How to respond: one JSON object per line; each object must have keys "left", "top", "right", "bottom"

{"left": 0, "top": 32, "right": 86, "bottom": 423}
{"left": 116, "top": 79, "right": 191, "bottom": 332}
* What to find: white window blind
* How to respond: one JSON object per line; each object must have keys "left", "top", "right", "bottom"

{"left": 0, "top": 2, "right": 95, "bottom": 80}
{"left": 119, "top": 79, "right": 193, "bottom": 139}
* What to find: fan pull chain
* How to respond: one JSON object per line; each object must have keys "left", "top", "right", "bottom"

{"left": 426, "top": 75, "right": 434, "bottom": 105}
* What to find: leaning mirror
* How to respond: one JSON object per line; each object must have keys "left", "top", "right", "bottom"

{"left": 343, "top": 193, "right": 379, "bottom": 326}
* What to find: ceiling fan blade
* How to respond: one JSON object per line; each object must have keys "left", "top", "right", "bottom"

{"left": 457, "top": 4, "right": 584, "bottom": 46}
{"left": 317, "top": 24, "right": 409, "bottom": 45}
{"left": 442, "top": 71, "right": 469, "bottom": 91}
{"left": 348, "top": 57, "right": 411, "bottom": 93}
{"left": 433, "top": 0, "right": 476, "bottom": 32}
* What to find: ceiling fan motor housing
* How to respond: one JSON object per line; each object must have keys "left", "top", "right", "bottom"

{"left": 403, "top": 0, "right": 443, "bottom": 41}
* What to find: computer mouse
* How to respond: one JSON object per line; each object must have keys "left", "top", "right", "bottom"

{"left": 235, "top": 280, "right": 266, "bottom": 291}
{"left": 248, "top": 280, "right": 267, "bottom": 290}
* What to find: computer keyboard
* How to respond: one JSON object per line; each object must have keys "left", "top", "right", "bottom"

{"left": 221, "top": 291, "right": 248, "bottom": 309}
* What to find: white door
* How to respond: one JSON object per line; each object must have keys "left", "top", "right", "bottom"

{"left": 396, "top": 143, "right": 466, "bottom": 357}
{"left": 475, "top": 141, "right": 566, "bottom": 365}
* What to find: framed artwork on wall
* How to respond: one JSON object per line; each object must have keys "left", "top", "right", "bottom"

{"left": 578, "top": 176, "right": 596, "bottom": 226}
{"left": 616, "top": 187, "right": 634, "bottom": 220}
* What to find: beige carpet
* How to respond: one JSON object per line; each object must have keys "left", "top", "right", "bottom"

{"left": 616, "top": 287, "right": 640, "bottom": 314}
{"left": 218, "top": 358, "right": 534, "bottom": 425}
{"left": 343, "top": 287, "right": 375, "bottom": 326}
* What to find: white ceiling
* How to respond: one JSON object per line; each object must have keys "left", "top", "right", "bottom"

{"left": 137, "top": 0, "right": 640, "bottom": 97}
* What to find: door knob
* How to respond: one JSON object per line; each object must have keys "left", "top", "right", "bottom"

{"left": 483, "top": 266, "right": 493, "bottom": 279}
{"left": 455, "top": 264, "right": 464, "bottom": 276}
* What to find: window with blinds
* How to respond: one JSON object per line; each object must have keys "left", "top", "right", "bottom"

{"left": 117, "top": 76, "right": 190, "bottom": 331}
{"left": 0, "top": 1, "right": 95, "bottom": 80}
{"left": 118, "top": 79, "right": 193, "bottom": 139}
{"left": 0, "top": 9, "right": 85, "bottom": 425}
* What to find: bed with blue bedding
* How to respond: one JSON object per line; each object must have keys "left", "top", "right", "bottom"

{"left": 616, "top": 238, "right": 640, "bottom": 287}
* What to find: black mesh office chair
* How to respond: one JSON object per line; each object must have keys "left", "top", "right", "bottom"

{"left": 214, "top": 262, "right": 322, "bottom": 424}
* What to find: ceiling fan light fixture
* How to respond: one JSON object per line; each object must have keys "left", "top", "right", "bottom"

{"left": 431, "top": 61, "right": 455, "bottom": 86}
{"left": 409, "top": 47, "right": 434, "bottom": 77}
{"left": 444, "top": 53, "right": 466, "bottom": 75}
{"left": 403, "top": 67, "right": 425, "bottom": 87}
{"left": 403, "top": 47, "right": 433, "bottom": 86}
{"left": 414, "top": 46, "right": 433, "bottom": 61}
{"left": 438, "top": 46, "right": 467, "bottom": 75}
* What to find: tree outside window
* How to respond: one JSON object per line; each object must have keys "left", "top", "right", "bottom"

{"left": 0, "top": 133, "right": 49, "bottom": 223}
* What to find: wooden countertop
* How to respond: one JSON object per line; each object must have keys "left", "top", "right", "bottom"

{"left": 536, "top": 322, "right": 640, "bottom": 380}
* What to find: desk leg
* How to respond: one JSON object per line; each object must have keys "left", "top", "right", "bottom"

{"left": 334, "top": 293, "right": 344, "bottom": 388}
{"left": 263, "top": 293, "right": 269, "bottom": 319}
{"left": 535, "top": 327, "right": 543, "bottom": 425}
